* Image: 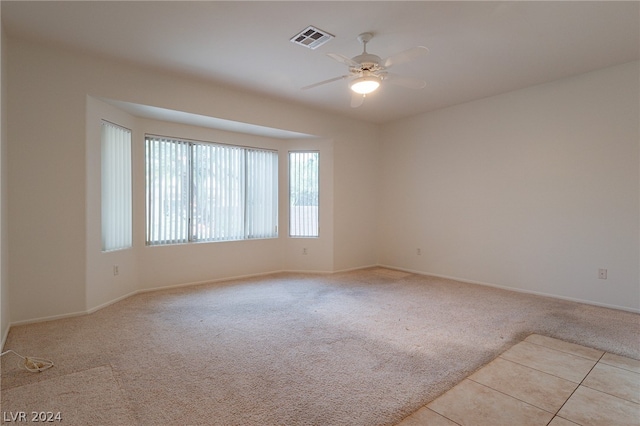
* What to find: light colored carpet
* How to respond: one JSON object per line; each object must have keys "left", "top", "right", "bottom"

{"left": 1, "top": 366, "right": 136, "bottom": 424}
{"left": 2, "top": 268, "right": 639, "bottom": 425}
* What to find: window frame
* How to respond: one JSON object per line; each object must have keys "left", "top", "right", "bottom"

{"left": 288, "top": 150, "right": 320, "bottom": 238}
{"left": 145, "top": 134, "right": 278, "bottom": 246}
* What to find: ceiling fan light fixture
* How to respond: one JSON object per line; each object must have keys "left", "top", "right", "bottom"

{"left": 350, "top": 76, "right": 381, "bottom": 94}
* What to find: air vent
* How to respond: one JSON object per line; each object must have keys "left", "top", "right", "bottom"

{"left": 290, "top": 26, "right": 334, "bottom": 50}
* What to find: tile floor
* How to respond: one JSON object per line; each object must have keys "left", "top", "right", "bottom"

{"left": 398, "top": 334, "right": 640, "bottom": 426}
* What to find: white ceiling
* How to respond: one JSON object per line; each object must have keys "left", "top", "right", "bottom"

{"left": 2, "top": 1, "right": 639, "bottom": 124}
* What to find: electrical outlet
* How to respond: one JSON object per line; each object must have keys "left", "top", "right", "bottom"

{"left": 113, "top": 265, "right": 119, "bottom": 276}
{"left": 302, "top": 248, "right": 308, "bottom": 255}
{"left": 416, "top": 248, "right": 422, "bottom": 255}
{"left": 598, "top": 268, "right": 607, "bottom": 279}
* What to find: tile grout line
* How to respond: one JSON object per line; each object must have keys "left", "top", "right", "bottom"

{"left": 465, "top": 376, "right": 558, "bottom": 415}
{"left": 544, "top": 351, "right": 607, "bottom": 426}
{"left": 578, "top": 366, "right": 640, "bottom": 405}
{"left": 426, "top": 407, "right": 463, "bottom": 426}
{"left": 523, "top": 339, "right": 604, "bottom": 362}
{"left": 496, "top": 354, "right": 586, "bottom": 386}
{"left": 576, "top": 384, "right": 640, "bottom": 407}
{"left": 393, "top": 405, "right": 463, "bottom": 425}
{"left": 597, "top": 358, "right": 640, "bottom": 375}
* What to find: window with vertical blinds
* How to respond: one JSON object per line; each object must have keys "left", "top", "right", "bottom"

{"left": 101, "top": 121, "right": 132, "bottom": 251}
{"left": 246, "top": 149, "right": 278, "bottom": 239}
{"left": 146, "top": 137, "right": 190, "bottom": 245}
{"left": 145, "top": 135, "right": 278, "bottom": 245}
{"left": 289, "top": 151, "right": 319, "bottom": 237}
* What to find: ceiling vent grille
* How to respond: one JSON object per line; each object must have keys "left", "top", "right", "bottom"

{"left": 290, "top": 26, "right": 334, "bottom": 50}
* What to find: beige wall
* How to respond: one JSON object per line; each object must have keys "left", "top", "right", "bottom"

{"left": 8, "top": 38, "right": 380, "bottom": 324}
{"left": 1, "top": 8, "right": 9, "bottom": 345}
{"left": 379, "top": 61, "right": 640, "bottom": 311}
{"left": 85, "top": 98, "right": 139, "bottom": 312}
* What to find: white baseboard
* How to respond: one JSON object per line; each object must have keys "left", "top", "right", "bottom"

{"left": 135, "top": 269, "right": 286, "bottom": 294}
{"left": 4, "top": 264, "right": 637, "bottom": 341}
{"left": 1, "top": 324, "right": 9, "bottom": 351}
{"left": 377, "top": 264, "right": 640, "bottom": 314}
{"left": 333, "top": 264, "right": 379, "bottom": 273}
{"left": 86, "top": 290, "right": 140, "bottom": 315}
{"left": 7, "top": 309, "right": 88, "bottom": 328}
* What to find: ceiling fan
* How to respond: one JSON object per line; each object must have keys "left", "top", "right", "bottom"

{"left": 302, "top": 32, "right": 429, "bottom": 107}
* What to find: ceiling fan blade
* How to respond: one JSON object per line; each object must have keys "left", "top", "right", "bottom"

{"left": 383, "top": 73, "right": 427, "bottom": 89}
{"left": 301, "top": 75, "right": 350, "bottom": 90}
{"left": 327, "top": 53, "right": 360, "bottom": 68}
{"left": 383, "top": 46, "right": 429, "bottom": 68}
{"left": 350, "top": 92, "right": 365, "bottom": 108}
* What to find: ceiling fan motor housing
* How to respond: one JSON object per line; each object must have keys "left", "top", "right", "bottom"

{"left": 351, "top": 33, "right": 384, "bottom": 73}
{"left": 351, "top": 53, "right": 383, "bottom": 73}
